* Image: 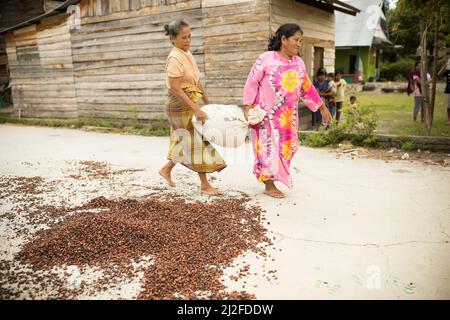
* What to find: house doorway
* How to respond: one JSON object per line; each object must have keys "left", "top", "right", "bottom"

{"left": 349, "top": 54, "right": 357, "bottom": 74}
{"left": 313, "top": 47, "right": 324, "bottom": 79}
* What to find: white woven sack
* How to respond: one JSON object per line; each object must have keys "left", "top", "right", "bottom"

{"left": 193, "top": 104, "right": 248, "bottom": 148}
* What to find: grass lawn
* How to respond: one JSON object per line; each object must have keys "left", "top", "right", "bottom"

{"left": 0, "top": 115, "right": 170, "bottom": 136}
{"left": 353, "top": 91, "right": 450, "bottom": 137}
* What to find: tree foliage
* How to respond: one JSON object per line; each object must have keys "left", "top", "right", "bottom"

{"left": 388, "top": 0, "right": 450, "bottom": 58}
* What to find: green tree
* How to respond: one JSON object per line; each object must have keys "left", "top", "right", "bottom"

{"left": 389, "top": 1, "right": 449, "bottom": 57}
{"left": 393, "top": 0, "right": 450, "bottom": 132}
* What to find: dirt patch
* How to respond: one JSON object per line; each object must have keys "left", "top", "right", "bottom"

{"left": 329, "top": 142, "right": 450, "bottom": 166}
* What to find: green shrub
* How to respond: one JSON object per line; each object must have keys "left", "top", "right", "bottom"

{"left": 99, "top": 116, "right": 122, "bottom": 129}
{"left": 0, "top": 114, "right": 170, "bottom": 136}
{"left": 342, "top": 104, "right": 378, "bottom": 147}
{"left": 326, "top": 121, "right": 347, "bottom": 145}
{"left": 401, "top": 139, "right": 417, "bottom": 151}
{"left": 380, "top": 58, "right": 415, "bottom": 81}
{"left": 129, "top": 106, "right": 144, "bottom": 129}
{"left": 79, "top": 110, "right": 95, "bottom": 126}
{"left": 0, "top": 116, "right": 84, "bottom": 128}
{"left": 362, "top": 136, "right": 379, "bottom": 147}
{"left": 303, "top": 131, "right": 329, "bottom": 147}
{"left": 304, "top": 121, "right": 346, "bottom": 147}
{"left": 303, "top": 105, "right": 378, "bottom": 148}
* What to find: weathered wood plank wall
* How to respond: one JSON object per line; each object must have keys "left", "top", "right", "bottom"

{"left": 0, "top": 36, "right": 9, "bottom": 85}
{"left": 6, "top": 14, "right": 78, "bottom": 118}
{"left": 202, "top": 0, "right": 270, "bottom": 105}
{"left": 73, "top": 0, "right": 202, "bottom": 120}
{"left": 270, "top": 0, "right": 335, "bottom": 75}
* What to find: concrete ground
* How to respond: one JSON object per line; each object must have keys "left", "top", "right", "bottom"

{"left": 0, "top": 123, "right": 449, "bottom": 299}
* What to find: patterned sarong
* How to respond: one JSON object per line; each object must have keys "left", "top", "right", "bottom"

{"left": 164, "top": 91, "right": 226, "bottom": 173}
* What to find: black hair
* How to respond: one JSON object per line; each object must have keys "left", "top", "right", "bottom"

{"left": 327, "top": 72, "right": 335, "bottom": 78}
{"left": 268, "top": 23, "right": 303, "bottom": 51}
{"left": 415, "top": 61, "right": 420, "bottom": 67}
{"left": 316, "top": 67, "right": 327, "bottom": 77}
{"left": 164, "top": 20, "right": 189, "bottom": 38}
{"left": 350, "top": 96, "right": 357, "bottom": 101}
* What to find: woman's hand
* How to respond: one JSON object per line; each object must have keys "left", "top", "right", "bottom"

{"left": 194, "top": 108, "right": 208, "bottom": 124}
{"left": 319, "top": 105, "right": 332, "bottom": 124}
{"left": 243, "top": 105, "right": 251, "bottom": 121}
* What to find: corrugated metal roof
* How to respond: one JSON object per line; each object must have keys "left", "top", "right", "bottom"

{"left": 0, "top": 0, "right": 81, "bottom": 34}
{"left": 297, "top": 0, "right": 360, "bottom": 16}
{"left": 335, "top": 0, "right": 392, "bottom": 47}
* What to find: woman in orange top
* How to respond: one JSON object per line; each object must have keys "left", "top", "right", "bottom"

{"left": 159, "top": 20, "right": 226, "bottom": 195}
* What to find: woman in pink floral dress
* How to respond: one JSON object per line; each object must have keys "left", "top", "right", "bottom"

{"left": 243, "top": 24, "right": 332, "bottom": 198}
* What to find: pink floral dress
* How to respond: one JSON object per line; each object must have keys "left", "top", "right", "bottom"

{"left": 243, "top": 51, "right": 323, "bottom": 188}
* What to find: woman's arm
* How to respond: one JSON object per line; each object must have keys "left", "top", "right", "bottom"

{"left": 242, "top": 57, "right": 266, "bottom": 121}
{"left": 298, "top": 72, "right": 332, "bottom": 124}
{"left": 168, "top": 77, "right": 208, "bottom": 123}
{"left": 197, "top": 81, "right": 209, "bottom": 105}
{"left": 243, "top": 56, "right": 265, "bottom": 105}
{"left": 320, "top": 89, "right": 333, "bottom": 97}
{"left": 169, "top": 77, "right": 199, "bottom": 110}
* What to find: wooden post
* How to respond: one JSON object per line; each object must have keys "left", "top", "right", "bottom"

{"left": 420, "top": 21, "right": 431, "bottom": 132}
{"left": 430, "top": 9, "right": 440, "bottom": 125}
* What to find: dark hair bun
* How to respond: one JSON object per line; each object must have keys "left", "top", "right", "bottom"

{"left": 163, "top": 24, "right": 170, "bottom": 36}
{"left": 268, "top": 34, "right": 280, "bottom": 51}
{"left": 163, "top": 20, "right": 189, "bottom": 38}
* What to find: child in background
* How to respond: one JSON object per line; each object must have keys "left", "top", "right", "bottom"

{"left": 334, "top": 72, "right": 347, "bottom": 123}
{"left": 314, "top": 68, "right": 329, "bottom": 129}
{"left": 349, "top": 95, "right": 358, "bottom": 108}
{"left": 325, "top": 73, "right": 337, "bottom": 118}
{"left": 412, "top": 63, "right": 431, "bottom": 122}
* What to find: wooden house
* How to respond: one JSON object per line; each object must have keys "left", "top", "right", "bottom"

{"left": 1, "top": 0, "right": 359, "bottom": 129}
{"left": 0, "top": 0, "right": 48, "bottom": 107}
{"left": 335, "top": 0, "right": 393, "bottom": 83}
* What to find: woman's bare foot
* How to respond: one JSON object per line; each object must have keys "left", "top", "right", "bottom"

{"left": 264, "top": 189, "right": 285, "bottom": 198}
{"left": 159, "top": 169, "right": 175, "bottom": 187}
{"left": 198, "top": 172, "right": 221, "bottom": 195}
{"left": 200, "top": 186, "right": 222, "bottom": 195}
{"left": 263, "top": 180, "right": 285, "bottom": 198}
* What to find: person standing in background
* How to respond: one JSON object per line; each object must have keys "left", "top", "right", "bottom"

{"left": 334, "top": 72, "right": 347, "bottom": 123}
{"left": 438, "top": 58, "right": 450, "bottom": 125}
{"left": 412, "top": 63, "right": 431, "bottom": 123}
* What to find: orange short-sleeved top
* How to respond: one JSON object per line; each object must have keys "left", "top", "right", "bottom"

{"left": 165, "top": 46, "right": 202, "bottom": 93}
